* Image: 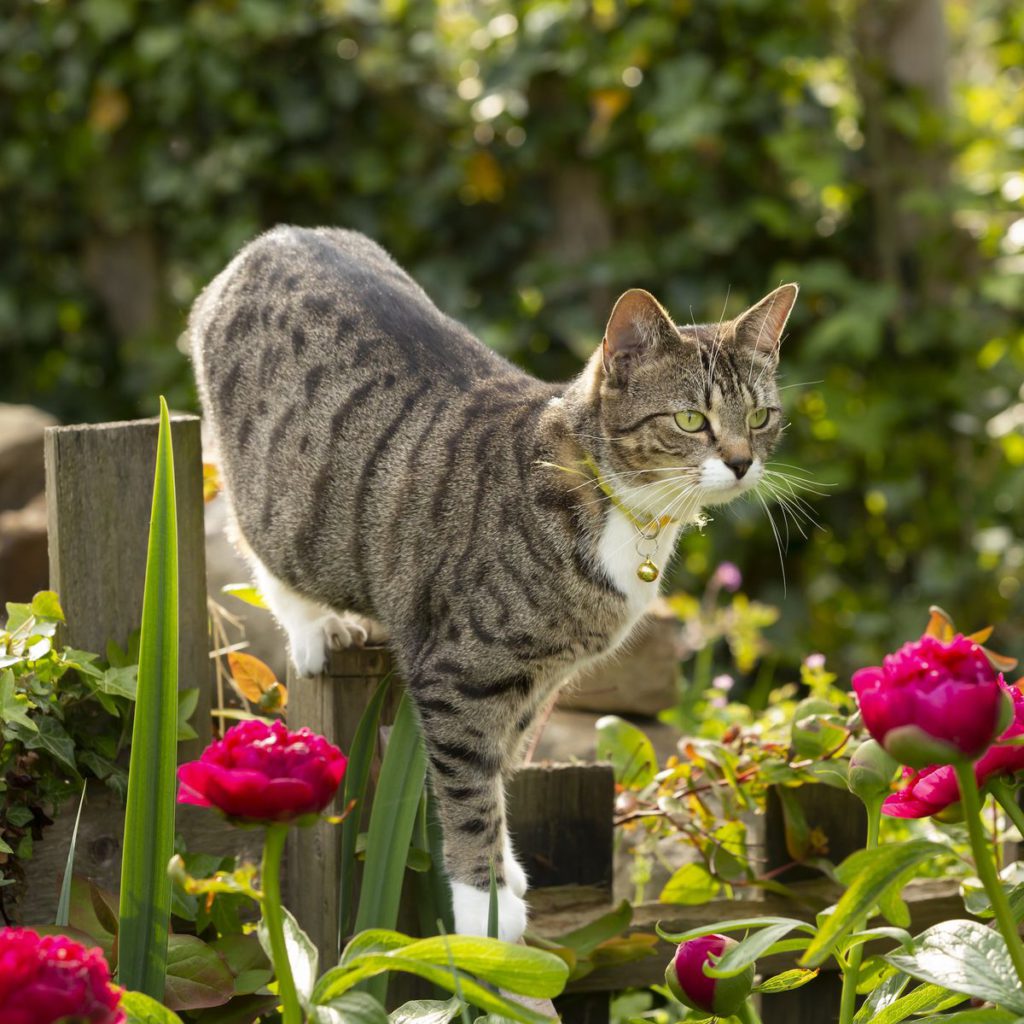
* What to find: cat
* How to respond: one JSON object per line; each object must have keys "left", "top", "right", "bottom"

{"left": 190, "top": 225, "right": 797, "bottom": 943}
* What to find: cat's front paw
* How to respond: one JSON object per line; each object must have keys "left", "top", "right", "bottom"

{"left": 451, "top": 882, "right": 527, "bottom": 944}
{"left": 289, "top": 613, "right": 370, "bottom": 677}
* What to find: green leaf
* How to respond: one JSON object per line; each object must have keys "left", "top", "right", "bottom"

{"left": 56, "top": 783, "right": 88, "bottom": 927}
{"left": 30, "top": 590, "right": 65, "bottom": 622}
{"left": 315, "top": 951, "right": 558, "bottom": 1024}
{"left": 885, "top": 920, "right": 1024, "bottom": 1014}
{"left": 1, "top": 669, "right": 37, "bottom": 732}
{"left": 25, "top": 716, "right": 79, "bottom": 776}
{"left": 221, "top": 583, "right": 268, "bottom": 609}
{"left": 98, "top": 665, "right": 139, "bottom": 700}
{"left": 550, "top": 899, "right": 632, "bottom": 957}
{"left": 595, "top": 715, "right": 656, "bottom": 789}
{"left": 163, "top": 935, "right": 235, "bottom": 1012}
{"left": 339, "top": 672, "right": 393, "bottom": 939}
{"left": 863, "top": 982, "right": 965, "bottom": 1024}
{"left": 853, "top": 969, "right": 909, "bottom": 1024}
{"left": 390, "top": 997, "right": 463, "bottom": 1024}
{"left": 659, "top": 863, "right": 720, "bottom": 905}
{"left": 706, "top": 921, "right": 815, "bottom": 978}
{"left": 319, "top": 992, "right": 390, "bottom": 1024}
{"left": 120, "top": 990, "right": 185, "bottom": 1024}
{"left": 800, "top": 841, "right": 948, "bottom": 966}
{"left": 354, "top": 692, "right": 427, "bottom": 1003}
{"left": 657, "top": 916, "right": 814, "bottom": 945}
{"left": 756, "top": 968, "right": 819, "bottom": 994}
{"left": 258, "top": 906, "right": 319, "bottom": 1003}
{"left": 913, "top": 1011, "right": 1021, "bottom": 1023}
{"left": 177, "top": 686, "right": 199, "bottom": 741}
{"left": 117, "top": 398, "right": 179, "bottom": 1000}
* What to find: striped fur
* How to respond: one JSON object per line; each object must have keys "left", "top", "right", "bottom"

{"left": 190, "top": 226, "right": 796, "bottom": 940}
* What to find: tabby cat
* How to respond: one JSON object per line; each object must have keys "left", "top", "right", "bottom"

{"left": 190, "top": 226, "right": 798, "bottom": 942}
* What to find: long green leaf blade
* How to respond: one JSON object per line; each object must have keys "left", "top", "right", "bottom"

{"left": 117, "top": 398, "right": 179, "bottom": 998}
{"left": 339, "top": 673, "right": 393, "bottom": 941}
{"left": 56, "top": 782, "right": 87, "bottom": 926}
{"left": 800, "top": 840, "right": 947, "bottom": 967}
{"left": 354, "top": 693, "right": 427, "bottom": 1002}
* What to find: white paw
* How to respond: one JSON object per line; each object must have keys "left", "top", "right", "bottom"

{"left": 451, "top": 882, "right": 527, "bottom": 944}
{"left": 290, "top": 625, "right": 328, "bottom": 677}
{"left": 289, "top": 613, "right": 369, "bottom": 677}
{"left": 503, "top": 836, "right": 529, "bottom": 898}
{"left": 324, "top": 611, "right": 368, "bottom": 651}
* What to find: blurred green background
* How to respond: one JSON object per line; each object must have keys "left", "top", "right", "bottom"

{"left": 3, "top": 0, "right": 1023, "bottom": 676}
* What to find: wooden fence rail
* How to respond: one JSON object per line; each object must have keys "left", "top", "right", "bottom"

{"left": 12, "top": 415, "right": 979, "bottom": 1024}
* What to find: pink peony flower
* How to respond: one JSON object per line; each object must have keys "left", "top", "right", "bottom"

{"left": 712, "top": 562, "right": 742, "bottom": 592}
{"left": 177, "top": 719, "right": 347, "bottom": 824}
{"left": 664, "top": 934, "right": 754, "bottom": 1017}
{"left": 884, "top": 682, "right": 1024, "bottom": 818}
{"left": 852, "top": 634, "right": 1007, "bottom": 767}
{"left": 0, "top": 929, "right": 124, "bottom": 1024}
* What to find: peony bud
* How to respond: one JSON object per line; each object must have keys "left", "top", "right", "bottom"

{"left": 848, "top": 739, "right": 900, "bottom": 804}
{"left": 664, "top": 934, "right": 755, "bottom": 1017}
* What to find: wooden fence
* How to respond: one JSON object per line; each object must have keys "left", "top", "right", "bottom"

{"left": 16, "top": 416, "right": 977, "bottom": 1024}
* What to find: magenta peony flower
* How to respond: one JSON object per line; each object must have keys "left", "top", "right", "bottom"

{"left": 664, "top": 934, "right": 754, "bottom": 1016}
{"left": 712, "top": 562, "right": 742, "bottom": 592}
{"left": 177, "top": 719, "right": 347, "bottom": 823}
{"left": 884, "top": 682, "right": 1024, "bottom": 818}
{"left": 0, "top": 928, "right": 124, "bottom": 1024}
{"left": 852, "top": 634, "right": 1007, "bottom": 767}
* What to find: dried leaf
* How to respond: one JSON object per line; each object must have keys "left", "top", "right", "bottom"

{"left": 227, "top": 652, "right": 279, "bottom": 703}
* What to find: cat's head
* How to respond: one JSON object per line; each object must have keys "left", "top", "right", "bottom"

{"left": 579, "top": 284, "right": 798, "bottom": 519}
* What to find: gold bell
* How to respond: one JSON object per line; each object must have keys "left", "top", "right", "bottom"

{"left": 636, "top": 559, "right": 660, "bottom": 583}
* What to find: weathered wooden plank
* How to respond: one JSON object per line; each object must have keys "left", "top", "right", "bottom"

{"left": 285, "top": 646, "right": 400, "bottom": 964}
{"left": 14, "top": 783, "right": 264, "bottom": 926}
{"left": 760, "top": 785, "right": 866, "bottom": 1024}
{"left": 44, "top": 415, "right": 211, "bottom": 751}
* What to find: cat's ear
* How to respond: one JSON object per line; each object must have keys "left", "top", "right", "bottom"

{"left": 733, "top": 283, "right": 799, "bottom": 360}
{"left": 602, "top": 289, "right": 679, "bottom": 381}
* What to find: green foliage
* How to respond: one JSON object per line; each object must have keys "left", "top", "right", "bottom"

{"left": 0, "top": 591, "right": 135, "bottom": 883}
{"left": 118, "top": 396, "right": 179, "bottom": 999}
{"left": 3, "top": 0, "right": 1023, "bottom": 670}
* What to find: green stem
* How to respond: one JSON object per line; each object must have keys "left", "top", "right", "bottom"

{"left": 954, "top": 762, "right": 1024, "bottom": 987}
{"left": 990, "top": 778, "right": 1024, "bottom": 841}
{"left": 262, "top": 824, "right": 302, "bottom": 1024}
{"left": 837, "top": 800, "right": 881, "bottom": 1024}
{"left": 735, "top": 997, "right": 764, "bottom": 1024}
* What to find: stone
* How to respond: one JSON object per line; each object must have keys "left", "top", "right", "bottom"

{"left": 558, "top": 598, "right": 682, "bottom": 715}
{"left": 0, "top": 404, "right": 57, "bottom": 513}
{"left": 0, "top": 493, "right": 48, "bottom": 606}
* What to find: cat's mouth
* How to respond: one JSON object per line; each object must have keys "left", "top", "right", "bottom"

{"left": 698, "top": 457, "right": 763, "bottom": 505}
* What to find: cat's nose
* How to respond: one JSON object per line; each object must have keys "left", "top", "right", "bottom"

{"left": 725, "top": 456, "right": 752, "bottom": 479}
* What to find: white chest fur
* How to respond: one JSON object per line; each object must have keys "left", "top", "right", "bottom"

{"left": 596, "top": 506, "right": 685, "bottom": 651}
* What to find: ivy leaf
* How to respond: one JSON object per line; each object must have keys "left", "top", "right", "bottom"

{"left": 24, "top": 716, "right": 79, "bottom": 776}
{"left": 595, "top": 716, "right": 656, "bottom": 789}
{"left": 1, "top": 669, "right": 38, "bottom": 733}
{"left": 659, "top": 863, "right": 720, "bottom": 905}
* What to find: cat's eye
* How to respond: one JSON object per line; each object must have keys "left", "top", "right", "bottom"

{"left": 748, "top": 407, "right": 770, "bottom": 429}
{"left": 674, "top": 410, "right": 706, "bottom": 433}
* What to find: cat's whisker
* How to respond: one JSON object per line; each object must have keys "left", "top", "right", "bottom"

{"left": 708, "top": 286, "right": 731, "bottom": 391}
{"left": 759, "top": 481, "right": 810, "bottom": 541}
{"left": 776, "top": 379, "right": 823, "bottom": 391}
{"left": 755, "top": 490, "right": 787, "bottom": 596}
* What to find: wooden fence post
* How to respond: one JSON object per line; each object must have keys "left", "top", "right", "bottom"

{"left": 285, "top": 647, "right": 400, "bottom": 965}
{"left": 760, "top": 785, "right": 867, "bottom": 1024}
{"left": 44, "top": 415, "right": 211, "bottom": 752}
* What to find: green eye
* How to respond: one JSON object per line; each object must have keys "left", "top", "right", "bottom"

{"left": 674, "top": 410, "right": 706, "bottom": 433}
{"left": 748, "top": 407, "right": 769, "bottom": 429}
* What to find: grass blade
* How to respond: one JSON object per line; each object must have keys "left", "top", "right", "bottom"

{"left": 339, "top": 672, "right": 393, "bottom": 942}
{"left": 55, "top": 782, "right": 87, "bottom": 926}
{"left": 117, "top": 397, "right": 179, "bottom": 998}
{"left": 487, "top": 861, "right": 498, "bottom": 940}
{"left": 354, "top": 692, "right": 426, "bottom": 1002}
